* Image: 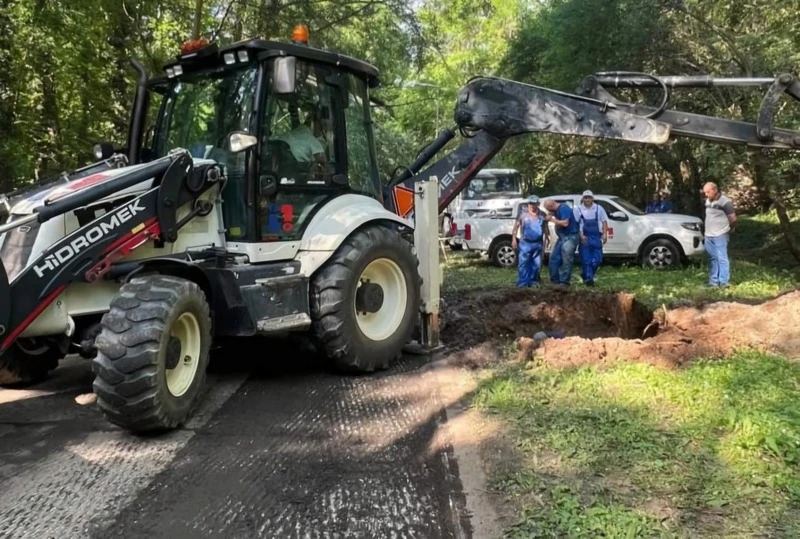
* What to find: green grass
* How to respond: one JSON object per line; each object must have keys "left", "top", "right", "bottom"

{"left": 473, "top": 352, "right": 800, "bottom": 537}
{"left": 442, "top": 214, "right": 799, "bottom": 309}
{"left": 447, "top": 213, "right": 800, "bottom": 536}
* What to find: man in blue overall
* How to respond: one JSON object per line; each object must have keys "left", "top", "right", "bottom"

{"left": 511, "top": 195, "right": 550, "bottom": 287}
{"left": 576, "top": 190, "right": 609, "bottom": 287}
{"left": 543, "top": 198, "right": 581, "bottom": 286}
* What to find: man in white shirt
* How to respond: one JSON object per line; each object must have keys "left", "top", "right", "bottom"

{"left": 576, "top": 190, "right": 608, "bottom": 286}
{"left": 278, "top": 108, "right": 326, "bottom": 165}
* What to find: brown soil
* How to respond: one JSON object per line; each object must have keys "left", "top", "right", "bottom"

{"left": 440, "top": 288, "right": 800, "bottom": 369}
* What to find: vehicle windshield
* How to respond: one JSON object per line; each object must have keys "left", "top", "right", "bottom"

{"left": 463, "top": 172, "right": 522, "bottom": 200}
{"left": 610, "top": 196, "right": 646, "bottom": 216}
{"left": 154, "top": 66, "right": 258, "bottom": 163}
{"left": 153, "top": 65, "right": 258, "bottom": 241}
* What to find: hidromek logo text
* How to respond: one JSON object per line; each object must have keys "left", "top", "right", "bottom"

{"left": 34, "top": 200, "right": 146, "bottom": 278}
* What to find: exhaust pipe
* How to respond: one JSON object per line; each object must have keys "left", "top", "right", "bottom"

{"left": 127, "top": 59, "right": 150, "bottom": 166}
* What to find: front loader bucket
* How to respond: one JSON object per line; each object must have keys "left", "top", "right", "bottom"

{"left": 0, "top": 262, "right": 9, "bottom": 343}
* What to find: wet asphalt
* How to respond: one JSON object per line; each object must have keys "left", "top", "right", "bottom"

{"left": 0, "top": 346, "right": 472, "bottom": 539}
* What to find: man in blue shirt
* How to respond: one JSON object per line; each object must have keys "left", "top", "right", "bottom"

{"left": 659, "top": 192, "right": 673, "bottom": 213}
{"left": 543, "top": 198, "right": 581, "bottom": 286}
{"left": 646, "top": 192, "right": 662, "bottom": 213}
{"left": 576, "top": 190, "right": 609, "bottom": 286}
{"left": 511, "top": 195, "right": 550, "bottom": 288}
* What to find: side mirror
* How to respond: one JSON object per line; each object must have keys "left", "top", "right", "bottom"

{"left": 229, "top": 131, "right": 258, "bottom": 153}
{"left": 93, "top": 142, "right": 115, "bottom": 161}
{"left": 273, "top": 57, "right": 296, "bottom": 95}
{"left": 610, "top": 210, "right": 628, "bottom": 221}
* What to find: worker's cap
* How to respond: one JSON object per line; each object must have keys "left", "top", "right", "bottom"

{"left": 582, "top": 190, "right": 594, "bottom": 199}
{"left": 526, "top": 195, "right": 540, "bottom": 204}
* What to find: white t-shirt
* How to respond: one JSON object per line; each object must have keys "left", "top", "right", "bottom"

{"left": 576, "top": 203, "right": 608, "bottom": 234}
{"left": 277, "top": 125, "right": 325, "bottom": 163}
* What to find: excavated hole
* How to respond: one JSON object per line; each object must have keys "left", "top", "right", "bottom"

{"left": 442, "top": 288, "right": 656, "bottom": 347}
{"left": 440, "top": 288, "right": 659, "bottom": 369}
{"left": 441, "top": 288, "right": 800, "bottom": 371}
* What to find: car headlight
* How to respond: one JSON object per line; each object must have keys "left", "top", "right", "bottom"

{"left": 681, "top": 222, "right": 701, "bottom": 232}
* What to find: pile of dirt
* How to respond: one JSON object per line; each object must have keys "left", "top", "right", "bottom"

{"left": 441, "top": 288, "right": 800, "bottom": 370}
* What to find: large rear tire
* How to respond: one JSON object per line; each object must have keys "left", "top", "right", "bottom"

{"left": 0, "top": 338, "right": 66, "bottom": 387}
{"left": 92, "top": 275, "right": 212, "bottom": 433}
{"left": 310, "top": 224, "right": 421, "bottom": 373}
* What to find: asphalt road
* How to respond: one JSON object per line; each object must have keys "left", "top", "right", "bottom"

{"left": 0, "top": 346, "right": 476, "bottom": 539}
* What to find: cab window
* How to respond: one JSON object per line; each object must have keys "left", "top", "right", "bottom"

{"left": 343, "top": 73, "right": 380, "bottom": 198}
{"left": 257, "top": 60, "right": 343, "bottom": 242}
{"left": 595, "top": 200, "right": 627, "bottom": 221}
{"left": 155, "top": 66, "right": 258, "bottom": 241}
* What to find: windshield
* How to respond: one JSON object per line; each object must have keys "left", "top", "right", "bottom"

{"left": 611, "top": 196, "right": 646, "bottom": 216}
{"left": 153, "top": 66, "right": 259, "bottom": 242}
{"left": 154, "top": 66, "right": 258, "bottom": 162}
{"left": 463, "top": 172, "right": 522, "bottom": 200}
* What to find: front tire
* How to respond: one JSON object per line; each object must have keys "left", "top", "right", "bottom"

{"left": 641, "top": 238, "right": 682, "bottom": 270}
{"left": 0, "top": 338, "right": 66, "bottom": 387}
{"left": 92, "top": 275, "right": 212, "bottom": 433}
{"left": 490, "top": 238, "right": 516, "bottom": 268}
{"left": 310, "top": 224, "right": 421, "bottom": 373}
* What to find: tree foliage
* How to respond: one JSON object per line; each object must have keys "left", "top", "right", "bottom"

{"left": 0, "top": 0, "right": 798, "bottom": 260}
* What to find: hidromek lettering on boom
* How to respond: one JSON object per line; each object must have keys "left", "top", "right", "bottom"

{"left": 34, "top": 199, "right": 146, "bottom": 278}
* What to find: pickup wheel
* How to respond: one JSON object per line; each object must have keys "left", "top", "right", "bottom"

{"left": 490, "top": 238, "right": 516, "bottom": 268}
{"left": 92, "top": 275, "right": 212, "bottom": 434}
{"left": 310, "top": 224, "right": 421, "bottom": 373}
{"left": 642, "top": 238, "right": 682, "bottom": 270}
{"left": 0, "top": 338, "right": 66, "bottom": 387}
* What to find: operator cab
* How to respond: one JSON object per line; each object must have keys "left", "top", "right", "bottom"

{"left": 138, "top": 27, "right": 382, "bottom": 250}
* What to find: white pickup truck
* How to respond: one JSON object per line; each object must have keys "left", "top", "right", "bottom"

{"left": 450, "top": 193, "right": 705, "bottom": 270}
{"left": 442, "top": 168, "right": 527, "bottom": 249}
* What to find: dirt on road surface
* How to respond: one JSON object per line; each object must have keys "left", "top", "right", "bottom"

{"left": 441, "top": 288, "right": 800, "bottom": 369}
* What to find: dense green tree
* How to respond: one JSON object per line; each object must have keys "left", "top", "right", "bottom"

{"left": 0, "top": 0, "right": 797, "bottom": 260}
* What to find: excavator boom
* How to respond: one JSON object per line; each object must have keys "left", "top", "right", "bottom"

{"left": 386, "top": 72, "right": 800, "bottom": 219}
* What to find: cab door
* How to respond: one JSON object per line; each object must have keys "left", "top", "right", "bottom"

{"left": 594, "top": 199, "right": 630, "bottom": 254}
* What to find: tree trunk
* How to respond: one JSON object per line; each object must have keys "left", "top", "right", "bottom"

{"left": 768, "top": 186, "right": 800, "bottom": 265}
{"left": 650, "top": 141, "right": 703, "bottom": 217}
{"left": 750, "top": 152, "right": 800, "bottom": 265}
{"left": 192, "top": 0, "right": 204, "bottom": 39}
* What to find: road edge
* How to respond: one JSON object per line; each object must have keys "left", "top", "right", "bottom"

{"left": 428, "top": 355, "right": 503, "bottom": 539}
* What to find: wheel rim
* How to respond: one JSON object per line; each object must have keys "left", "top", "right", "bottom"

{"left": 354, "top": 258, "right": 408, "bottom": 341}
{"left": 648, "top": 246, "right": 673, "bottom": 267}
{"left": 166, "top": 312, "right": 202, "bottom": 397}
{"left": 497, "top": 245, "right": 516, "bottom": 267}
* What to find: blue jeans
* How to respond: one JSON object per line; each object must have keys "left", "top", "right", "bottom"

{"left": 706, "top": 233, "right": 730, "bottom": 285}
{"left": 549, "top": 234, "right": 578, "bottom": 284}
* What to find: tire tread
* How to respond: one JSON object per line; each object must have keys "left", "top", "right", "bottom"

{"left": 92, "top": 275, "right": 211, "bottom": 433}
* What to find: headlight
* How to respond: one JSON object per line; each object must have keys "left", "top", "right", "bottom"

{"left": 681, "top": 222, "right": 701, "bottom": 232}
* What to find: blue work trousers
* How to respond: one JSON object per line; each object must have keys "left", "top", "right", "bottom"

{"left": 517, "top": 240, "right": 543, "bottom": 287}
{"left": 578, "top": 239, "right": 603, "bottom": 283}
{"left": 549, "top": 234, "right": 578, "bottom": 285}
{"left": 706, "top": 233, "right": 730, "bottom": 286}
{"left": 579, "top": 216, "right": 604, "bottom": 284}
